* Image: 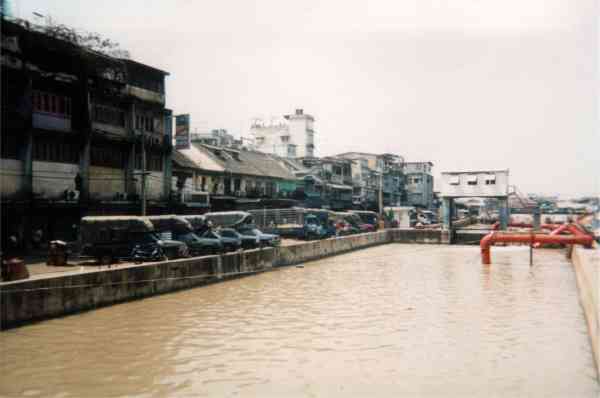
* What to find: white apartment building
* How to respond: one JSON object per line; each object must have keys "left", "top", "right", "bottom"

{"left": 250, "top": 109, "right": 315, "bottom": 158}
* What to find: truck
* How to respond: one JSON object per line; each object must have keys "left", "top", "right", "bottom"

{"left": 80, "top": 216, "right": 188, "bottom": 265}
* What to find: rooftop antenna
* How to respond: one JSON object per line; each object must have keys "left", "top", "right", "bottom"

{"left": 32, "top": 11, "right": 43, "bottom": 23}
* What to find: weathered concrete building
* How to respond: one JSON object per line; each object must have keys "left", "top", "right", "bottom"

{"left": 191, "top": 129, "right": 241, "bottom": 148}
{"left": 280, "top": 157, "right": 354, "bottom": 210}
{"left": 250, "top": 109, "right": 315, "bottom": 158}
{"left": 335, "top": 152, "right": 405, "bottom": 211}
{"left": 404, "top": 161, "right": 434, "bottom": 209}
{"left": 1, "top": 19, "right": 172, "bottom": 247}
{"left": 172, "top": 143, "right": 298, "bottom": 211}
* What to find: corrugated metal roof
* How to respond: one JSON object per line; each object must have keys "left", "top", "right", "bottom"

{"left": 174, "top": 145, "right": 225, "bottom": 173}
{"left": 192, "top": 143, "right": 296, "bottom": 180}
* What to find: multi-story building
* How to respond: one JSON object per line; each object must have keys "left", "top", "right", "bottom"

{"left": 250, "top": 109, "right": 315, "bottom": 158}
{"left": 278, "top": 157, "right": 354, "bottom": 210}
{"left": 1, "top": 19, "right": 172, "bottom": 248}
{"left": 335, "top": 152, "right": 405, "bottom": 210}
{"left": 191, "top": 129, "right": 241, "bottom": 148}
{"left": 404, "top": 162, "right": 434, "bottom": 209}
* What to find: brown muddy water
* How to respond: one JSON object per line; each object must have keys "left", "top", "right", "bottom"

{"left": 0, "top": 244, "right": 597, "bottom": 397}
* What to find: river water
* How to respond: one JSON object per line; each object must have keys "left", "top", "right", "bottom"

{"left": 0, "top": 244, "right": 597, "bottom": 397}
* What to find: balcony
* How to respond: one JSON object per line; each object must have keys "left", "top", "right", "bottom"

{"left": 33, "top": 113, "right": 72, "bottom": 132}
{"left": 126, "top": 85, "right": 165, "bottom": 105}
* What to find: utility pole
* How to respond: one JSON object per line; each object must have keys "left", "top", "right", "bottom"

{"left": 132, "top": 102, "right": 150, "bottom": 216}
{"left": 378, "top": 170, "right": 384, "bottom": 216}
{"left": 141, "top": 131, "right": 147, "bottom": 215}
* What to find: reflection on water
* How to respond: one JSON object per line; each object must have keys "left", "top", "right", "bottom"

{"left": 0, "top": 244, "right": 597, "bottom": 397}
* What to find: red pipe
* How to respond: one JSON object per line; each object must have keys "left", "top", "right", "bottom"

{"left": 481, "top": 231, "right": 593, "bottom": 265}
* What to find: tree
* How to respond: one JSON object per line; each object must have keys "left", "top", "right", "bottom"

{"left": 14, "top": 16, "right": 130, "bottom": 59}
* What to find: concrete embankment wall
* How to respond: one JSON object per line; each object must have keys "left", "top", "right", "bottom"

{"left": 0, "top": 248, "right": 276, "bottom": 329}
{"left": 274, "top": 231, "right": 390, "bottom": 266}
{"left": 571, "top": 245, "right": 599, "bottom": 378}
{"left": 0, "top": 228, "right": 455, "bottom": 329}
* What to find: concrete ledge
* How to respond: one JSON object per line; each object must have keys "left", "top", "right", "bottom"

{"left": 571, "top": 245, "right": 599, "bottom": 380}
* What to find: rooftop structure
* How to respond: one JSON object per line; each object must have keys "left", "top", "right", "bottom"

{"left": 250, "top": 109, "right": 315, "bottom": 158}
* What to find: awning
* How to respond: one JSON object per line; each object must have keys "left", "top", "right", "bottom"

{"left": 327, "top": 183, "right": 353, "bottom": 191}
{"left": 302, "top": 174, "right": 324, "bottom": 185}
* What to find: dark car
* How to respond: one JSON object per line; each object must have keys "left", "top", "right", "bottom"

{"left": 213, "top": 229, "right": 242, "bottom": 252}
{"left": 220, "top": 228, "right": 258, "bottom": 249}
{"left": 237, "top": 226, "right": 280, "bottom": 247}
{"left": 172, "top": 231, "right": 223, "bottom": 256}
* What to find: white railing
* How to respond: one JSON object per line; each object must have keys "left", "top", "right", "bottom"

{"left": 248, "top": 208, "right": 305, "bottom": 229}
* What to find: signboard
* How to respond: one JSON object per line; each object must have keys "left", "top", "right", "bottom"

{"left": 175, "top": 114, "right": 190, "bottom": 149}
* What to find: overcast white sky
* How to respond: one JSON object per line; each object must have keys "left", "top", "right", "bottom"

{"left": 15, "top": 0, "right": 599, "bottom": 197}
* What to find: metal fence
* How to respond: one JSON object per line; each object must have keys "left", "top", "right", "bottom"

{"left": 248, "top": 208, "right": 305, "bottom": 229}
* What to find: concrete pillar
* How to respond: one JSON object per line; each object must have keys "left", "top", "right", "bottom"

{"left": 499, "top": 198, "right": 509, "bottom": 230}
{"left": 19, "top": 130, "right": 34, "bottom": 251}
{"left": 532, "top": 207, "right": 541, "bottom": 230}
{"left": 442, "top": 197, "right": 453, "bottom": 230}
{"left": 20, "top": 130, "right": 33, "bottom": 196}
{"left": 441, "top": 197, "right": 453, "bottom": 244}
{"left": 126, "top": 144, "right": 136, "bottom": 195}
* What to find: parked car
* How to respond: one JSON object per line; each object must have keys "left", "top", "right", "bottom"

{"left": 214, "top": 228, "right": 242, "bottom": 252}
{"left": 80, "top": 216, "right": 188, "bottom": 265}
{"left": 350, "top": 210, "right": 379, "bottom": 230}
{"left": 303, "top": 214, "right": 327, "bottom": 240}
{"left": 220, "top": 228, "right": 259, "bottom": 249}
{"left": 237, "top": 226, "right": 281, "bottom": 247}
{"left": 173, "top": 230, "right": 223, "bottom": 256}
{"left": 304, "top": 209, "right": 337, "bottom": 238}
{"left": 336, "top": 220, "right": 359, "bottom": 236}
{"left": 344, "top": 213, "right": 375, "bottom": 232}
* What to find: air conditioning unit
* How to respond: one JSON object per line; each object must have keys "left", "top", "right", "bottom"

{"left": 114, "top": 192, "right": 127, "bottom": 201}
{"left": 65, "top": 189, "right": 80, "bottom": 201}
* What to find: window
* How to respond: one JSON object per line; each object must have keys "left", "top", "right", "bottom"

{"left": 467, "top": 175, "right": 478, "bottom": 185}
{"left": 485, "top": 174, "right": 496, "bottom": 185}
{"left": 32, "top": 91, "right": 71, "bottom": 118}
{"left": 91, "top": 146, "right": 127, "bottom": 168}
{"left": 1, "top": 134, "right": 19, "bottom": 159}
{"left": 201, "top": 176, "right": 207, "bottom": 191}
{"left": 93, "top": 104, "right": 125, "bottom": 127}
{"left": 33, "top": 140, "right": 79, "bottom": 163}
{"left": 135, "top": 114, "right": 156, "bottom": 132}
{"left": 449, "top": 175, "right": 460, "bottom": 185}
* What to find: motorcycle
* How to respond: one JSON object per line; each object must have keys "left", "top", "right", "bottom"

{"left": 131, "top": 244, "right": 167, "bottom": 264}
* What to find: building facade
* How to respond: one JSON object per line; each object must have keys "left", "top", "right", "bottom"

{"left": 335, "top": 152, "right": 405, "bottom": 211}
{"left": 172, "top": 143, "right": 298, "bottom": 211}
{"left": 191, "top": 129, "right": 241, "bottom": 148}
{"left": 404, "top": 161, "right": 434, "bottom": 209}
{"left": 1, "top": 19, "right": 172, "bottom": 248}
{"left": 250, "top": 109, "right": 315, "bottom": 158}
